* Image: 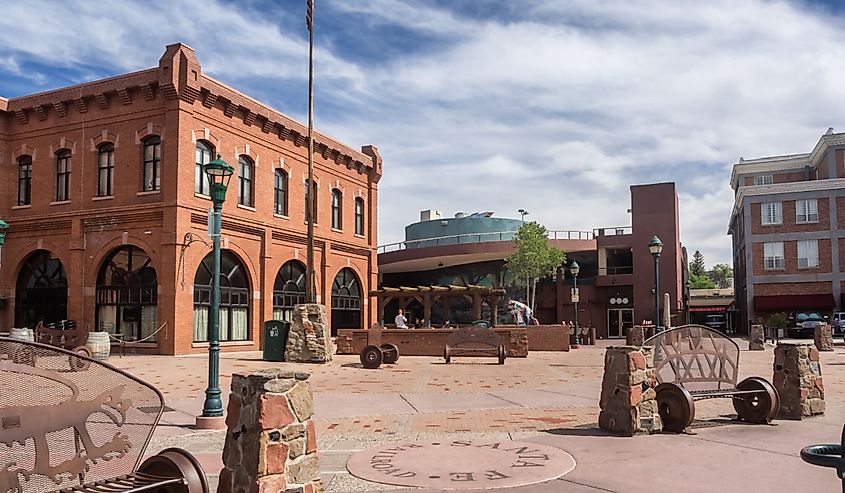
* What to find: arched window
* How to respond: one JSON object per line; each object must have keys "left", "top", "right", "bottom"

{"left": 305, "top": 179, "right": 318, "bottom": 223}
{"left": 331, "top": 189, "right": 343, "bottom": 230}
{"left": 273, "top": 260, "right": 306, "bottom": 321}
{"left": 17, "top": 155, "right": 32, "bottom": 206}
{"left": 56, "top": 150, "right": 71, "bottom": 201}
{"left": 96, "top": 246, "right": 158, "bottom": 341}
{"left": 195, "top": 140, "right": 213, "bottom": 195}
{"left": 193, "top": 250, "right": 250, "bottom": 342}
{"left": 274, "top": 169, "right": 288, "bottom": 216}
{"left": 142, "top": 136, "right": 161, "bottom": 192}
{"left": 238, "top": 155, "right": 254, "bottom": 207}
{"left": 354, "top": 197, "right": 365, "bottom": 236}
{"left": 97, "top": 143, "right": 115, "bottom": 197}
{"left": 15, "top": 250, "right": 67, "bottom": 327}
{"left": 331, "top": 268, "right": 362, "bottom": 335}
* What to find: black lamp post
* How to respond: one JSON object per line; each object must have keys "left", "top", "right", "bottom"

{"left": 649, "top": 235, "right": 663, "bottom": 332}
{"left": 518, "top": 209, "right": 529, "bottom": 221}
{"left": 570, "top": 260, "right": 581, "bottom": 347}
{"left": 198, "top": 155, "right": 234, "bottom": 428}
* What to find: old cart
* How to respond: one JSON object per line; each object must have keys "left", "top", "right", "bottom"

{"left": 444, "top": 326, "right": 506, "bottom": 365}
{"left": 642, "top": 324, "right": 780, "bottom": 432}
{"left": 0, "top": 337, "right": 208, "bottom": 493}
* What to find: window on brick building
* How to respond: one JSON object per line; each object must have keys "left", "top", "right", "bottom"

{"left": 17, "top": 155, "right": 32, "bottom": 206}
{"left": 55, "top": 150, "right": 71, "bottom": 202}
{"left": 754, "top": 175, "right": 773, "bottom": 185}
{"left": 331, "top": 189, "right": 342, "bottom": 230}
{"left": 238, "top": 155, "right": 254, "bottom": 207}
{"left": 797, "top": 239, "right": 820, "bottom": 268}
{"left": 796, "top": 199, "right": 819, "bottom": 223}
{"left": 97, "top": 143, "right": 115, "bottom": 197}
{"left": 274, "top": 169, "right": 288, "bottom": 215}
{"left": 355, "top": 197, "right": 365, "bottom": 236}
{"left": 142, "top": 136, "right": 161, "bottom": 191}
{"left": 761, "top": 202, "right": 782, "bottom": 225}
{"left": 763, "top": 242, "right": 784, "bottom": 269}
{"left": 305, "top": 179, "right": 318, "bottom": 223}
{"left": 195, "top": 140, "right": 213, "bottom": 195}
{"left": 193, "top": 250, "right": 250, "bottom": 342}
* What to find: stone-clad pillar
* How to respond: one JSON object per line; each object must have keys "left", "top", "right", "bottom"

{"left": 749, "top": 324, "right": 764, "bottom": 351}
{"left": 814, "top": 323, "right": 834, "bottom": 352}
{"left": 626, "top": 326, "right": 646, "bottom": 346}
{"left": 773, "top": 342, "right": 824, "bottom": 420}
{"left": 599, "top": 346, "right": 662, "bottom": 436}
{"left": 286, "top": 304, "right": 332, "bottom": 363}
{"left": 218, "top": 369, "right": 322, "bottom": 493}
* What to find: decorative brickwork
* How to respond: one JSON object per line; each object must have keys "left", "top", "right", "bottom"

{"left": 598, "top": 346, "right": 662, "bottom": 436}
{"left": 773, "top": 342, "right": 825, "bottom": 419}
{"left": 814, "top": 323, "right": 834, "bottom": 352}
{"left": 218, "top": 369, "right": 323, "bottom": 493}
{"left": 749, "top": 324, "right": 764, "bottom": 350}
{"left": 285, "top": 304, "right": 332, "bottom": 363}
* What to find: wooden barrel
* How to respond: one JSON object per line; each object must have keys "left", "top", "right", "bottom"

{"left": 87, "top": 331, "right": 111, "bottom": 361}
{"left": 9, "top": 327, "right": 34, "bottom": 341}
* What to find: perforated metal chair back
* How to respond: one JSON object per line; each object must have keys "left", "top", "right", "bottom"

{"left": 0, "top": 337, "right": 163, "bottom": 493}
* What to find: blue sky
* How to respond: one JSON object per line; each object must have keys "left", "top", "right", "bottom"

{"left": 3, "top": 0, "right": 845, "bottom": 267}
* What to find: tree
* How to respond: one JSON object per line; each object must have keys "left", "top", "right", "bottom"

{"left": 709, "top": 263, "right": 733, "bottom": 288}
{"left": 689, "top": 272, "right": 716, "bottom": 289}
{"left": 506, "top": 222, "right": 566, "bottom": 311}
{"left": 690, "top": 250, "right": 706, "bottom": 277}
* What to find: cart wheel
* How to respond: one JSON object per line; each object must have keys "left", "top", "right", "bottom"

{"left": 734, "top": 377, "right": 780, "bottom": 423}
{"left": 68, "top": 346, "right": 92, "bottom": 371}
{"left": 12, "top": 346, "right": 37, "bottom": 366}
{"left": 139, "top": 447, "right": 209, "bottom": 493}
{"left": 444, "top": 345, "right": 451, "bottom": 364}
{"left": 656, "top": 382, "right": 695, "bottom": 432}
{"left": 360, "top": 345, "right": 383, "bottom": 369}
{"left": 498, "top": 345, "right": 506, "bottom": 365}
{"left": 381, "top": 343, "right": 399, "bottom": 364}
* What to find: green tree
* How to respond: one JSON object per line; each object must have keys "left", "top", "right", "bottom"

{"left": 709, "top": 263, "right": 733, "bottom": 288}
{"left": 690, "top": 250, "right": 706, "bottom": 277}
{"left": 506, "top": 222, "right": 567, "bottom": 310}
{"left": 689, "top": 272, "right": 716, "bottom": 289}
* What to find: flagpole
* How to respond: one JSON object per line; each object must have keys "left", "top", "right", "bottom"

{"left": 305, "top": 0, "right": 316, "bottom": 303}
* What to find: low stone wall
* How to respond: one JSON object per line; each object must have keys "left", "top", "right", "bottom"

{"left": 336, "top": 327, "right": 530, "bottom": 357}
{"left": 773, "top": 342, "right": 825, "bottom": 420}
{"left": 598, "top": 346, "right": 662, "bottom": 436}
{"left": 218, "top": 369, "right": 322, "bottom": 493}
{"left": 814, "top": 323, "right": 834, "bottom": 352}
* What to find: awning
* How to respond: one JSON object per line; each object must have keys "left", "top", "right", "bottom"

{"left": 754, "top": 294, "right": 836, "bottom": 311}
{"left": 689, "top": 306, "right": 728, "bottom": 312}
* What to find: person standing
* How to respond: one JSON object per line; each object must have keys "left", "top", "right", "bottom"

{"left": 394, "top": 308, "right": 408, "bottom": 329}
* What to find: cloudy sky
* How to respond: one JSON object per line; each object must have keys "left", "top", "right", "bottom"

{"left": 2, "top": 0, "right": 844, "bottom": 266}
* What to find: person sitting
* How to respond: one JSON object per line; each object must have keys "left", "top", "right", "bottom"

{"left": 394, "top": 309, "right": 408, "bottom": 329}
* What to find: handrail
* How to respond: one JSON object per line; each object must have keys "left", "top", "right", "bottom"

{"left": 593, "top": 226, "right": 633, "bottom": 237}
{"left": 377, "top": 229, "right": 594, "bottom": 254}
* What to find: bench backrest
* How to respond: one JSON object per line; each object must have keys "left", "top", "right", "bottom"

{"left": 446, "top": 327, "right": 502, "bottom": 348}
{"left": 642, "top": 324, "right": 739, "bottom": 391}
{"left": 34, "top": 322, "right": 88, "bottom": 349}
{"left": 0, "top": 337, "right": 163, "bottom": 493}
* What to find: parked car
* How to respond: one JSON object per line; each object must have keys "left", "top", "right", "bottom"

{"left": 833, "top": 312, "right": 845, "bottom": 338}
{"left": 788, "top": 312, "right": 826, "bottom": 338}
{"left": 704, "top": 313, "right": 728, "bottom": 332}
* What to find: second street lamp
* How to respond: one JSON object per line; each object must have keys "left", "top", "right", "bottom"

{"left": 570, "top": 260, "right": 580, "bottom": 347}
{"left": 648, "top": 235, "right": 663, "bottom": 333}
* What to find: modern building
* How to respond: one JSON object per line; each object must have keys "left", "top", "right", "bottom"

{"left": 0, "top": 43, "right": 381, "bottom": 354}
{"left": 378, "top": 182, "right": 687, "bottom": 339}
{"left": 728, "top": 128, "right": 845, "bottom": 333}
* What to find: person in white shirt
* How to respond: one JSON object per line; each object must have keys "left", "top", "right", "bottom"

{"left": 394, "top": 309, "right": 408, "bottom": 329}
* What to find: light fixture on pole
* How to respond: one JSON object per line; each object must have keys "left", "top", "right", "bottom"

{"left": 648, "top": 235, "right": 663, "bottom": 333}
{"left": 518, "top": 209, "right": 529, "bottom": 221}
{"left": 0, "top": 218, "right": 8, "bottom": 269}
{"left": 197, "top": 155, "right": 234, "bottom": 429}
{"left": 570, "top": 260, "right": 581, "bottom": 347}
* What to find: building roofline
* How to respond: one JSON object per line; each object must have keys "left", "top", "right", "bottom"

{"left": 727, "top": 177, "right": 845, "bottom": 232}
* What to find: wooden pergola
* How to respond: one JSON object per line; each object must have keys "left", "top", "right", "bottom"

{"left": 370, "top": 284, "right": 507, "bottom": 326}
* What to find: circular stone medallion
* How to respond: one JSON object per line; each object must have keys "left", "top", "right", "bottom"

{"left": 346, "top": 439, "right": 575, "bottom": 490}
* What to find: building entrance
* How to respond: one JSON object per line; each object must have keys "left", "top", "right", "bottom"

{"left": 15, "top": 250, "right": 68, "bottom": 327}
{"left": 608, "top": 308, "right": 634, "bottom": 338}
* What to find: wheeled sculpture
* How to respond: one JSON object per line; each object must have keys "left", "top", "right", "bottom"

{"left": 359, "top": 323, "right": 399, "bottom": 369}
{"left": 444, "top": 326, "right": 506, "bottom": 365}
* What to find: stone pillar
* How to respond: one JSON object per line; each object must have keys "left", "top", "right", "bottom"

{"left": 627, "top": 326, "right": 646, "bottom": 346}
{"left": 286, "top": 304, "right": 332, "bottom": 363}
{"left": 219, "top": 369, "right": 322, "bottom": 493}
{"left": 773, "top": 343, "right": 825, "bottom": 420}
{"left": 748, "top": 324, "right": 764, "bottom": 351}
{"left": 599, "top": 346, "right": 662, "bottom": 436}
{"left": 814, "top": 323, "right": 834, "bottom": 352}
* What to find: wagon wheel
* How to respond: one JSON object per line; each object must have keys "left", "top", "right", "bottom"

{"left": 733, "top": 377, "right": 780, "bottom": 423}
{"left": 498, "top": 345, "right": 506, "bottom": 365}
{"left": 66, "top": 345, "right": 92, "bottom": 372}
{"left": 360, "top": 345, "right": 383, "bottom": 369}
{"left": 12, "top": 346, "right": 37, "bottom": 366}
{"left": 656, "top": 382, "right": 695, "bottom": 433}
{"left": 139, "top": 447, "right": 209, "bottom": 493}
{"left": 444, "top": 345, "right": 451, "bottom": 364}
{"left": 381, "top": 343, "right": 399, "bottom": 364}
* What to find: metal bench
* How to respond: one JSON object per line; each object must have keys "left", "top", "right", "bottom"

{"left": 444, "top": 327, "right": 506, "bottom": 365}
{"left": 642, "top": 324, "right": 779, "bottom": 432}
{"left": 359, "top": 323, "right": 399, "bottom": 369}
{"left": 0, "top": 337, "right": 208, "bottom": 493}
{"left": 33, "top": 321, "right": 92, "bottom": 371}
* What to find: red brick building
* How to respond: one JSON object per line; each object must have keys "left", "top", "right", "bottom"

{"left": 729, "top": 129, "right": 845, "bottom": 332}
{"left": 0, "top": 43, "right": 381, "bottom": 355}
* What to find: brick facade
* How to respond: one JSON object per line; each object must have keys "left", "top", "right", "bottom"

{"left": 0, "top": 44, "right": 381, "bottom": 355}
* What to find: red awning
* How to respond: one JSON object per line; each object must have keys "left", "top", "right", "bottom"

{"left": 689, "top": 306, "right": 728, "bottom": 312}
{"left": 754, "top": 294, "right": 836, "bottom": 311}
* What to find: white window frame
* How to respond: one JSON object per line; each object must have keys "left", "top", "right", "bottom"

{"left": 797, "top": 239, "right": 820, "bottom": 268}
{"left": 796, "top": 199, "right": 819, "bottom": 224}
{"left": 761, "top": 202, "right": 782, "bottom": 225}
{"left": 763, "top": 242, "right": 785, "bottom": 270}
{"left": 754, "top": 175, "right": 773, "bottom": 185}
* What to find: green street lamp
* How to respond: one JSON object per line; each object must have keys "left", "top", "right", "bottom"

{"left": 0, "top": 219, "right": 8, "bottom": 271}
{"left": 570, "top": 260, "right": 581, "bottom": 347}
{"left": 649, "top": 235, "right": 664, "bottom": 333}
{"left": 198, "top": 155, "right": 234, "bottom": 428}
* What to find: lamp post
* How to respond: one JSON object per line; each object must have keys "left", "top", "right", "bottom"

{"left": 197, "top": 155, "right": 234, "bottom": 429}
{"left": 649, "top": 235, "right": 663, "bottom": 333}
{"left": 0, "top": 218, "right": 8, "bottom": 269}
{"left": 518, "top": 209, "right": 529, "bottom": 221}
{"left": 570, "top": 260, "right": 580, "bottom": 347}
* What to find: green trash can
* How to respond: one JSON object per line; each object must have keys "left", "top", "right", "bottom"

{"left": 263, "top": 320, "right": 289, "bottom": 362}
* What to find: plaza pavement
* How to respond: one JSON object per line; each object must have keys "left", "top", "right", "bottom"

{"left": 111, "top": 338, "right": 845, "bottom": 492}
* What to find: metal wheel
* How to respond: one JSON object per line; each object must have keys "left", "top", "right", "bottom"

{"left": 498, "top": 345, "right": 506, "bottom": 365}
{"left": 68, "top": 346, "right": 92, "bottom": 372}
{"left": 12, "top": 346, "right": 37, "bottom": 366}
{"left": 360, "top": 345, "right": 383, "bottom": 369}
{"left": 733, "top": 377, "right": 780, "bottom": 423}
{"left": 444, "top": 345, "right": 451, "bottom": 364}
{"left": 656, "top": 382, "right": 695, "bottom": 433}
{"left": 139, "top": 447, "right": 209, "bottom": 493}
{"left": 381, "top": 343, "right": 399, "bottom": 364}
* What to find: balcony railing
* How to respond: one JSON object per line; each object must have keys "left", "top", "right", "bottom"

{"left": 594, "top": 226, "right": 633, "bottom": 237}
{"left": 598, "top": 266, "right": 634, "bottom": 276}
{"left": 378, "top": 229, "right": 594, "bottom": 254}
